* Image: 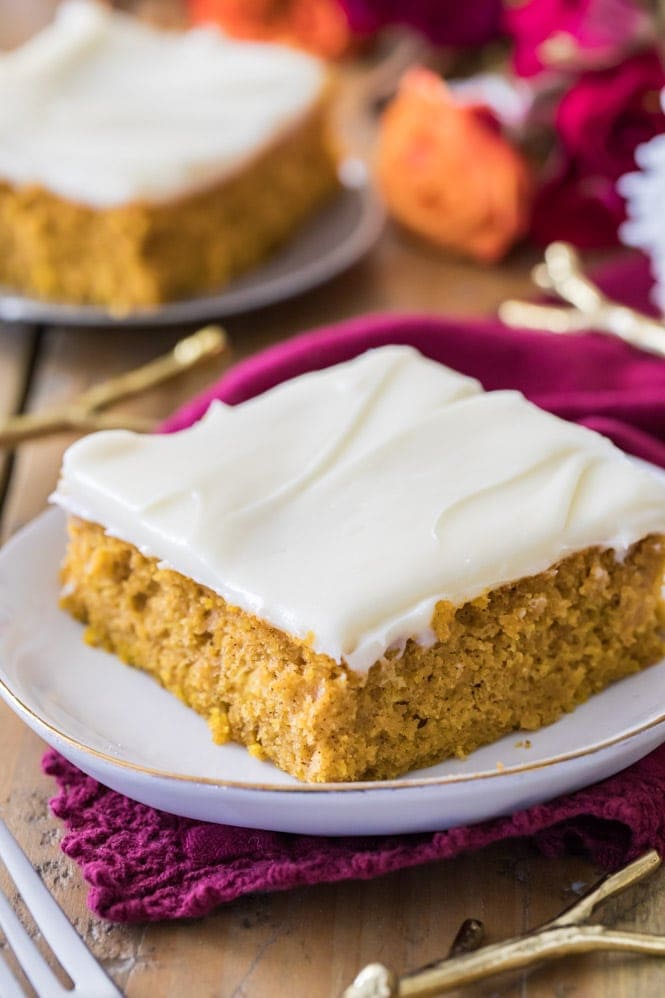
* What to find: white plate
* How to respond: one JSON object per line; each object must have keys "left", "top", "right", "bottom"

{"left": 0, "top": 160, "right": 384, "bottom": 328}
{"left": 2, "top": 506, "right": 665, "bottom": 836}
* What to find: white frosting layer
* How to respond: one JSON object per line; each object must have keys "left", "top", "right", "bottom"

{"left": 0, "top": 0, "right": 325, "bottom": 207}
{"left": 52, "top": 346, "right": 665, "bottom": 671}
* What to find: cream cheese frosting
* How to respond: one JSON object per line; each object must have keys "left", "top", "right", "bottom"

{"left": 0, "top": 0, "right": 326, "bottom": 207}
{"left": 52, "top": 346, "right": 665, "bottom": 671}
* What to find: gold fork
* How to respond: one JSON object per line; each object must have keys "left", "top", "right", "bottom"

{"left": 499, "top": 242, "right": 665, "bottom": 358}
{"left": 344, "top": 850, "right": 665, "bottom": 997}
{"left": 0, "top": 324, "right": 229, "bottom": 448}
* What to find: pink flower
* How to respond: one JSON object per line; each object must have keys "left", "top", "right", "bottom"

{"left": 338, "top": 0, "right": 502, "bottom": 46}
{"left": 556, "top": 49, "right": 665, "bottom": 176}
{"left": 531, "top": 50, "right": 665, "bottom": 248}
{"left": 505, "top": 0, "right": 651, "bottom": 78}
{"left": 531, "top": 165, "right": 626, "bottom": 248}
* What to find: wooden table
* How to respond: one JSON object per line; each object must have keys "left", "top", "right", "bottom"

{"left": 2, "top": 6, "right": 665, "bottom": 998}
{"left": 3, "top": 234, "right": 665, "bottom": 998}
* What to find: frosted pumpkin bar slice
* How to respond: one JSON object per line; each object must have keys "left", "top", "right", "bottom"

{"left": 52, "top": 346, "right": 665, "bottom": 782}
{"left": 0, "top": 0, "right": 337, "bottom": 309}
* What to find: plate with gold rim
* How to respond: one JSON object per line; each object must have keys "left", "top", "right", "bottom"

{"left": 2, "top": 506, "right": 665, "bottom": 836}
{"left": 0, "top": 160, "right": 384, "bottom": 328}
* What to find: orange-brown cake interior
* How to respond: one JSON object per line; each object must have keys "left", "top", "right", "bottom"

{"left": 60, "top": 518, "right": 665, "bottom": 783}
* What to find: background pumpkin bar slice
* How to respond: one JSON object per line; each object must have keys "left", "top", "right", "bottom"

{"left": 0, "top": 1, "right": 338, "bottom": 310}
{"left": 52, "top": 346, "right": 665, "bottom": 781}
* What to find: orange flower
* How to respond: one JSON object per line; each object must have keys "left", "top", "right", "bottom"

{"left": 376, "top": 69, "right": 532, "bottom": 263}
{"left": 188, "top": 0, "right": 352, "bottom": 60}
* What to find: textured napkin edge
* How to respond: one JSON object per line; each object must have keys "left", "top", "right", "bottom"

{"left": 43, "top": 745, "right": 665, "bottom": 922}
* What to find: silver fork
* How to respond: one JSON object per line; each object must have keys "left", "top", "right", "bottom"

{"left": 0, "top": 817, "right": 122, "bottom": 997}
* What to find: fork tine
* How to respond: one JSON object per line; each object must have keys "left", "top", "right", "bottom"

{"left": 0, "top": 946, "right": 26, "bottom": 998}
{"left": 0, "top": 818, "right": 122, "bottom": 997}
{"left": 0, "top": 887, "right": 68, "bottom": 996}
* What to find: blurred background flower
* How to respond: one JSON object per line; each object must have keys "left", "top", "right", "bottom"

{"left": 505, "top": 0, "right": 652, "bottom": 78}
{"left": 531, "top": 48, "right": 665, "bottom": 247}
{"left": 338, "top": 0, "right": 503, "bottom": 47}
{"left": 186, "top": 0, "right": 665, "bottom": 261}
{"left": 189, "top": 0, "right": 353, "bottom": 58}
{"left": 376, "top": 68, "right": 531, "bottom": 262}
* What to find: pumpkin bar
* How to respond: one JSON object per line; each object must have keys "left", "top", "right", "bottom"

{"left": 52, "top": 347, "right": 665, "bottom": 781}
{"left": 0, "top": 1, "right": 337, "bottom": 310}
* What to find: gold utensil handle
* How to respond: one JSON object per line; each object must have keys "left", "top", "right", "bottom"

{"left": 345, "top": 926, "right": 665, "bottom": 997}
{"left": 0, "top": 412, "right": 156, "bottom": 447}
{"left": 78, "top": 324, "right": 228, "bottom": 412}
{"left": 541, "top": 242, "right": 606, "bottom": 315}
{"left": 344, "top": 851, "right": 663, "bottom": 998}
{"left": 596, "top": 304, "right": 665, "bottom": 358}
{"left": 0, "top": 325, "right": 229, "bottom": 448}
{"left": 0, "top": 410, "right": 72, "bottom": 447}
{"left": 500, "top": 242, "right": 665, "bottom": 358}
{"left": 500, "top": 297, "right": 665, "bottom": 358}
{"left": 546, "top": 850, "right": 661, "bottom": 930}
{"left": 498, "top": 301, "right": 592, "bottom": 334}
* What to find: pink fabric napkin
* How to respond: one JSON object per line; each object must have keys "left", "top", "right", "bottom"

{"left": 44, "top": 250, "right": 665, "bottom": 923}
{"left": 43, "top": 747, "right": 665, "bottom": 922}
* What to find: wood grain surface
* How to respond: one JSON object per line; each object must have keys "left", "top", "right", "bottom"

{"left": 1, "top": 3, "right": 665, "bottom": 997}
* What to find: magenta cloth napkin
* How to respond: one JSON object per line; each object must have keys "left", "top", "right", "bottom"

{"left": 44, "top": 250, "right": 665, "bottom": 923}
{"left": 43, "top": 747, "right": 665, "bottom": 922}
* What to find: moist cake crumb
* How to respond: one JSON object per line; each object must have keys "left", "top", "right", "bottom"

{"left": 60, "top": 518, "right": 665, "bottom": 782}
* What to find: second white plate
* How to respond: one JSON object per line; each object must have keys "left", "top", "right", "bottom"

{"left": 1, "top": 507, "right": 665, "bottom": 835}
{"left": 0, "top": 160, "right": 384, "bottom": 328}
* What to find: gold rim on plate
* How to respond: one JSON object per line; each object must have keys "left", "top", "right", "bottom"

{"left": 2, "top": 666, "right": 665, "bottom": 794}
